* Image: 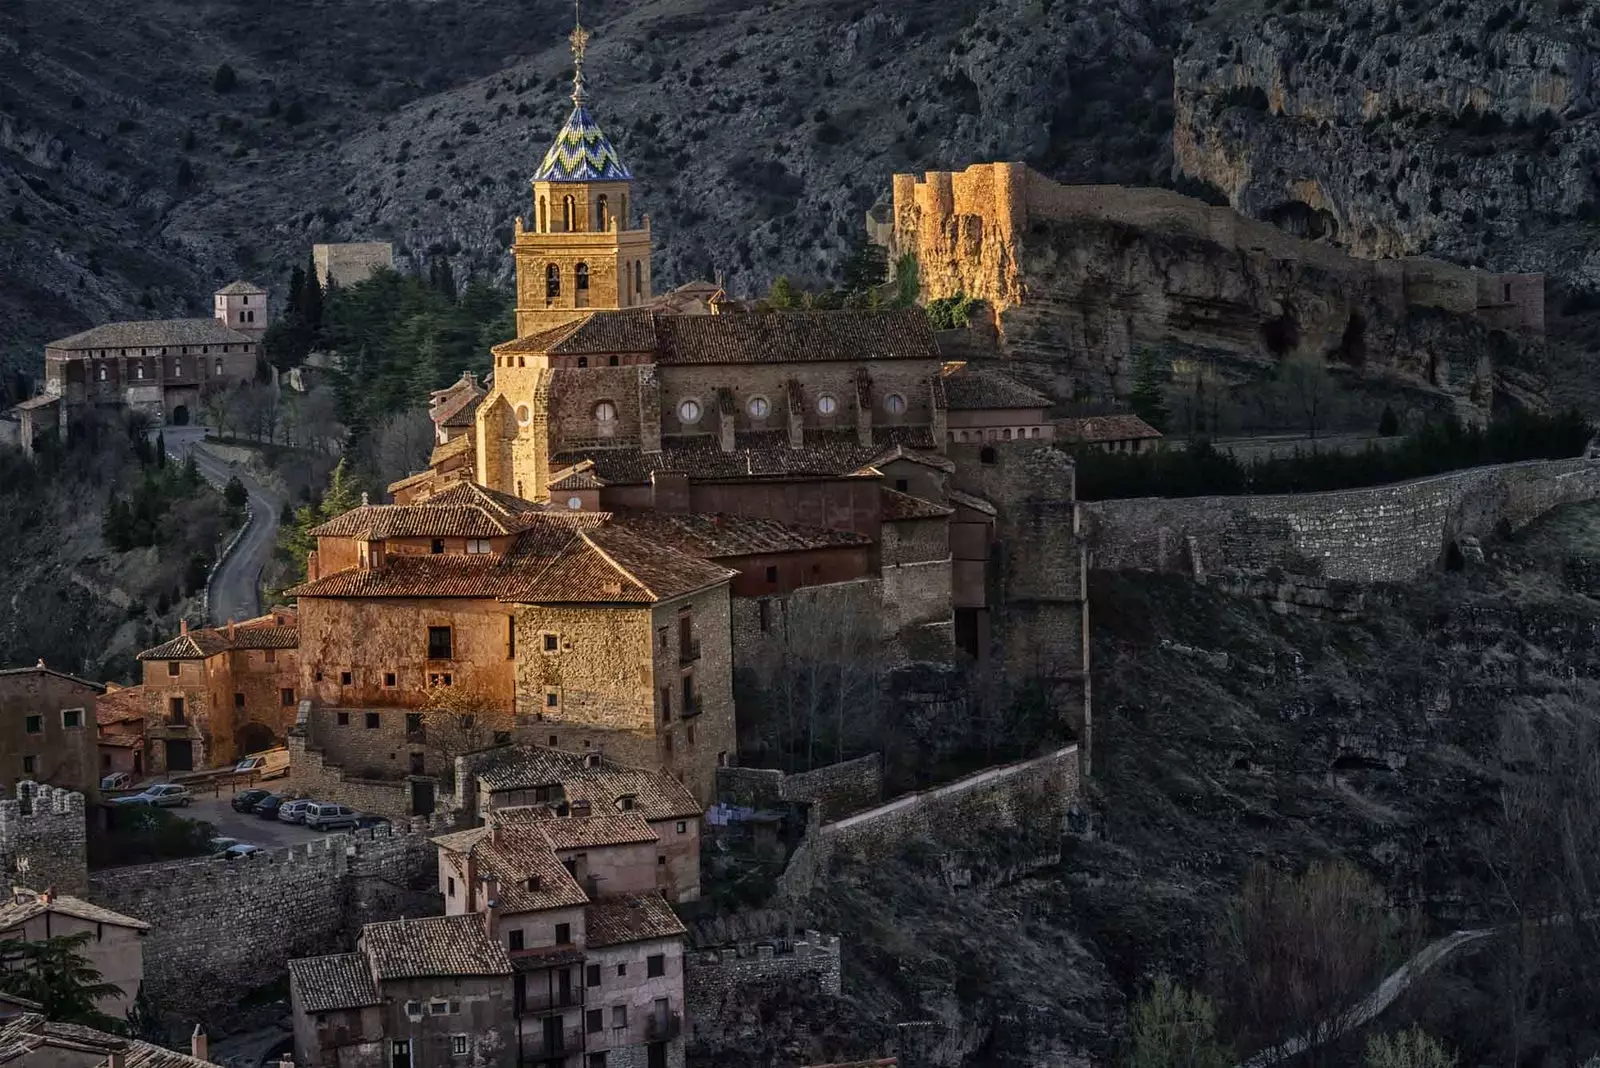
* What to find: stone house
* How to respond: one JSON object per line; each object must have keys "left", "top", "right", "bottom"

{"left": 213, "top": 280, "right": 270, "bottom": 341}
{"left": 433, "top": 805, "right": 689, "bottom": 1068}
{"left": 0, "top": 886, "right": 149, "bottom": 1019}
{"left": 1055, "top": 414, "right": 1163, "bottom": 454}
{"left": 0, "top": 989, "right": 220, "bottom": 1068}
{"left": 0, "top": 665, "right": 102, "bottom": 801}
{"left": 95, "top": 685, "right": 145, "bottom": 781}
{"left": 313, "top": 243, "right": 395, "bottom": 289}
{"left": 134, "top": 611, "right": 300, "bottom": 774}
{"left": 289, "top": 913, "right": 514, "bottom": 1068}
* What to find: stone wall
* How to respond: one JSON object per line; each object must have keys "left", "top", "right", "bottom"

{"left": 1081, "top": 457, "right": 1600, "bottom": 583}
{"left": 684, "top": 931, "right": 842, "bottom": 1042}
{"left": 775, "top": 744, "right": 1080, "bottom": 901}
{"left": 89, "top": 815, "right": 451, "bottom": 1030}
{"left": 715, "top": 754, "right": 883, "bottom": 821}
{"left": 0, "top": 783, "right": 88, "bottom": 896}
{"left": 287, "top": 726, "right": 438, "bottom": 819}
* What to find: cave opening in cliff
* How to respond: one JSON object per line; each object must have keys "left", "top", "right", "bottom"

{"left": 1261, "top": 311, "right": 1300, "bottom": 357}
{"left": 1266, "top": 200, "right": 1340, "bottom": 242}
{"left": 1337, "top": 313, "right": 1368, "bottom": 368}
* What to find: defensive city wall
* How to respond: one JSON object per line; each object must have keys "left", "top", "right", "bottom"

{"left": 1081, "top": 457, "right": 1600, "bottom": 582}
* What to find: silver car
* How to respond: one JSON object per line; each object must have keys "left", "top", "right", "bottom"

{"left": 277, "top": 799, "right": 317, "bottom": 824}
{"left": 109, "top": 783, "right": 190, "bottom": 808}
{"left": 303, "top": 802, "right": 359, "bottom": 831}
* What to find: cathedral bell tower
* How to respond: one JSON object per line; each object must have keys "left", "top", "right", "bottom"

{"left": 512, "top": 10, "right": 653, "bottom": 338}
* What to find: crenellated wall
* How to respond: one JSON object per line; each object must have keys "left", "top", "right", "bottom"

{"left": 0, "top": 783, "right": 88, "bottom": 897}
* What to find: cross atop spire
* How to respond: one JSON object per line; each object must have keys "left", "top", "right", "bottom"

{"left": 569, "top": 0, "right": 591, "bottom": 106}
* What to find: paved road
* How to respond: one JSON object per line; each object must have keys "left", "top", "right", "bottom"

{"left": 160, "top": 427, "right": 284, "bottom": 625}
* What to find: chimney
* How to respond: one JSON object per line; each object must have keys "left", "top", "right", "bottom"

{"left": 109, "top": 1052, "right": 126, "bottom": 1068}
{"left": 190, "top": 1026, "right": 208, "bottom": 1063}
{"left": 464, "top": 371, "right": 478, "bottom": 390}
{"left": 226, "top": 619, "right": 236, "bottom": 641}
{"left": 179, "top": 619, "right": 188, "bottom": 636}
{"left": 480, "top": 874, "right": 500, "bottom": 939}
{"left": 34, "top": 659, "right": 44, "bottom": 669}
{"left": 361, "top": 491, "right": 370, "bottom": 507}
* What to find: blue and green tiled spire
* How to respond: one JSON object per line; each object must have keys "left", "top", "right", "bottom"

{"left": 533, "top": 6, "right": 633, "bottom": 183}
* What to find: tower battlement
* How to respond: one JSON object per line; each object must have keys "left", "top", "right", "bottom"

{"left": 0, "top": 782, "right": 89, "bottom": 896}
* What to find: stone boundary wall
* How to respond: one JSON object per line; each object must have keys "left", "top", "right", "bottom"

{"left": 684, "top": 931, "right": 842, "bottom": 1041}
{"left": 1081, "top": 458, "right": 1600, "bottom": 583}
{"left": 715, "top": 754, "right": 883, "bottom": 820}
{"left": 776, "top": 744, "right": 1080, "bottom": 901}
{"left": 89, "top": 814, "right": 453, "bottom": 1029}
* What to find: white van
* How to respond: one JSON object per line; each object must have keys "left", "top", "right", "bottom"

{"left": 233, "top": 746, "right": 290, "bottom": 781}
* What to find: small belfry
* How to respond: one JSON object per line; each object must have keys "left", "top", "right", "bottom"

{"left": 511, "top": 3, "right": 652, "bottom": 337}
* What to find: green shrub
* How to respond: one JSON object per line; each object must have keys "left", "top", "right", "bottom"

{"left": 925, "top": 293, "right": 982, "bottom": 330}
{"left": 1364, "top": 1028, "right": 1456, "bottom": 1068}
{"left": 1125, "top": 976, "right": 1231, "bottom": 1068}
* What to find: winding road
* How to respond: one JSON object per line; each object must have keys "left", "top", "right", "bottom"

{"left": 160, "top": 427, "right": 284, "bottom": 625}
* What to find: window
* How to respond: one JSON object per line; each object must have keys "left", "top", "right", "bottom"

{"left": 508, "top": 929, "right": 524, "bottom": 951}
{"left": 265, "top": 649, "right": 276, "bottom": 664}
{"left": 718, "top": 750, "right": 728, "bottom": 767}
{"left": 427, "top": 626, "right": 453, "bottom": 659}
{"left": 167, "top": 661, "right": 181, "bottom": 677}
{"left": 586, "top": 1010, "right": 603, "bottom": 1034}
{"left": 546, "top": 688, "right": 560, "bottom": 709}
{"left": 596, "top": 193, "right": 609, "bottom": 230}
{"left": 664, "top": 733, "right": 673, "bottom": 754}
{"left": 384, "top": 672, "right": 396, "bottom": 687}
{"left": 634, "top": 260, "right": 643, "bottom": 297}
{"left": 543, "top": 633, "right": 560, "bottom": 653}
{"left": 765, "top": 565, "right": 778, "bottom": 584}
{"left": 214, "top": 358, "right": 223, "bottom": 375}
{"left": 340, "top": 671, "right": 353, "bottom": 685}
{"left": 816, "top": 393, "right": 838, "bottom": 415}
{"left": 21, "top": 756, "right": 34, "bottom": 775}
{"left": 611, "top": 1006, "right": 627, "bottom": 1029}
{"left": 337, "top": 711, "right": 350, "bottom": 726}
{"left": 578, "top": 357, "right": 588, "bottom": 368}
{"left": 747, "top": 395, "right": 770, "bottom": 418}
{"left": 538, "top": 196, "right": 548, "bottom": 231}
{"left": 588, "top": 1054, "right": 607, "bottom": 1068}
{"left": 234, "top": 693, "right": 246, "bottom": 709}
{"left": 429, "top": 1000, "right": 448, "bottom": 1016}
{"left": 450, "top": 1035, "right": 467, "bottom": 1057}
{"left": 594, "top": 400, "right": 617, "bottom": 425}
{"left": 546, "top": 264, "right": 561, "bottom": 298}
{"left": 575, "top": 262, "right": 589, "bottom": 291}
{"left": 173, "top": 359, "right": 182, "bottom": 377}
{"left": 134, "top": 364, "right": 144, "bottom": 380}
{"left": 586, "top": 963, "right": 601, "bottom": 986}
{"left": 62, "top": 708, "right": 82, "bottom": 729}
{"left": 365, "top": 712, "right": 380, "bottom": 729}
{"left": 97, "top": 364, "right": 107, "bottom": 381}
{"left": 447, "top": 875, "right": 456, "bottom": 896}
{"left": 894, "top": 478, "right": 909, "bottom": 492}
{"left": 677, "top": 398, "right": 702, "bottom": 424}
{"left": 980, "top": 446, "right": 997, "bottom": 465}
{"left": 516, "top": 403, "right": 533, "bottom": 426}
{"left": 467, "top": 539, "right": 491, "bottom": 554}
{"left": 430, "top": 673, "right": 453, "bottom": 687}
{"left": 568, "top": 496, "right": 583, "bottom": 510}
{"left": 616, "top": 794, "right": 636, "bottom": 811}
{"left": 676, "top": 820, "right": 688, "bottom": 834}
{"left": 647, "top": 954, "right": 665, "bottom": 978}
{"left": 507, "top": 617, "right": 516, "bottom": 659}
{"left": 555, "top": 922, "right": 571, "bottom": 944}
{"left": 169, "top": 697, "right": 185, "bottom": 725}
{"left": 430, "top": 538, "right": 445, "bottom": 554}
{"left": 616, "top": 963, "right": 626, "bottom": 977}
{"left": 406, "top": 713, "right": 423, "bottom": 734}
{"left": 282, "top": 688, "right": 295, "bottom": 706}
{"left": 687, "top": 724, "right": 695, "bottom": 744}
{"left": 660, "top": 686, "right": 671, "bottom": 723}
{"left": 24, "top": 716, "right": 40, "bottom": 735}
{"left": 883, "top": 392, "right": 907, "bottom": 415}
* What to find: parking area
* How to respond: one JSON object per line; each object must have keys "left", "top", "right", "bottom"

{"left": 176, "top": 775, "right": 349, "bottom": 849}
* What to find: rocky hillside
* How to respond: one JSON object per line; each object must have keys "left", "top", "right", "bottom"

{"left": 0, "top": 0, "right": 1189, "bottom": 384}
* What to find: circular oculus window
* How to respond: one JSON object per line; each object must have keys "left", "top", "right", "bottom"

{"left": 816, "top": 393, "right": 838, "bottom": 416}
{"left": 883, "top": 392, "right": 907, "bottom": 415}
{"left": 678, "top": 399, "right": 703, "bottom": 424}
{"left": 747, "top": 395, "right": 771, "bottom": 419}
{"left": 567, "top": 497, "right": 583, "bottom": 510}
{"left": 515, "top": 403, "right": 533, "bottom": 426}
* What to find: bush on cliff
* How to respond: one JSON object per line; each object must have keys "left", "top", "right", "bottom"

{"left": 1073, "top": 408, "right": 1593, "bottom": 500}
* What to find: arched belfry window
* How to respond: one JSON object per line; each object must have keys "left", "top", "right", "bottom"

{"left": 546, "top": 264, "right": 561, "bottom": 299}
{"left": 596, "top": 194, "right": 609, "bottom": 232}
{"left": 575, "top": 263, "right": 589, "bottom": 291}
{"left": 634, "top": 261, "right": 643, "bottom": 298}
{"left": 562, "top": 195, "right": 575, "bottom": 232}
{"left": 538, "top": 197, "right": 548, "bottom": 233}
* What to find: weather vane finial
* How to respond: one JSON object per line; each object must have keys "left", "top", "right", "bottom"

{"left": 569, "top": 0, "right": 590, "bottom": 105}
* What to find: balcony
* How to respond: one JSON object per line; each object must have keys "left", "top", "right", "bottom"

{"left": 678, "top": 638, "right": 701, "bottom": 665}
{"left": 517, "top": 985, "right": 582, "bottom": 1015}
{"left": 680, "top": 696, "right": 702, "bottom": 720}
{"left": 646, "top": 1012, "right": 682, "bottom": 1041}
{"left": 518, "top": 1025, "right": 586, "bottom": 1061}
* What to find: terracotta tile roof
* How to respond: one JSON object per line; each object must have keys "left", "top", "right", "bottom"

{"left": 608, "top": 511, "right": 872, "bottom": 558}
{"left": 429, "top": 433, "right": 473, "bottom": 468}
{"left": 472, "top": 746, "right": 702, "bottom": 822}
{"left": 942, "top": 367, "right": 1052, "bottom": 410}
{"left": 555, "top": 427, "right": 936, "bottom": 486}
{"left": 865, "top": 444, "right": 954, "bottom": 474}
{"left": 431, "top": 823, "right": 589, "bottom": 912}
{"left": 137, "top": 615, "right": 298, "bottom": 661}
{"left": 125, "top": 1039, "right": 224, "bottom": 1068}
{"left": 216, "top": 280, "right": 267, "bottom": 296}
{"left": 0, "top": 890, "right": 149, "bottom": 932}
{"left": 388, "top": 469, "right": 437, "bottom": 496}
{"left": 949, "top": 489, "right": 997, "bottom": 517}
{"left": 583, "top": 894, "right": 687, "bottom": 948}
{"left": 0, "top": 665, "right": 102, "bottom": 692}
{"left": 30, "top": 1022, "right": 220, "bottom": 1068}
{"left": 536, "top": 812, "right": 658, "bottom": 850}
{"left": 658, "top": 309, "right": 938, "bottom": 365}
{"left": 1057, "top": 414, "right": 1164, "bottom": 443}
{"left": 576, "top": 524, "right": 739, "bottom": 601}
{"left": 100, "top": 736, "right": 140, "bottom": 749}
{"left": 496, "top": 311, "right": 660, "bottom": 358}
{"left": 312, "top": 483, "right": 549, "bottom": 539}
{"left": 47, "top": 319, "right": 255, "bottom": 352}
{"left": 289, "top": 951, "right": 379, "bottom": 1013}
{"left": 361, "top": 913, "right": 512, "bottom": 979}
{"left": 879, "top": 487, "right": 953, "bottom": 522}
{"left": 549, "top": 461, "right": 605, "bottom": 491}
{"left": 0, "top": 1013, "right": 46, "bottom": 1064}
{"left": 432, "top": 377, "right": 487, "bottom": 429}
{"left": 95, "top": 686, "right": 145, "bottom": 727}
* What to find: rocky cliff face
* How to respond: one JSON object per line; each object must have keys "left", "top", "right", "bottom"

{"left": 1173, "top": 0, "right": 1600, "bottom": 289}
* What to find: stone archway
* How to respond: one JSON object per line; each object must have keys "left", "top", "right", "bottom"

{"left": 236, "top": 722, "right": 276, "bottom": 759}
{"left": 171, "top": 404, "right": 190, "bottom": 426}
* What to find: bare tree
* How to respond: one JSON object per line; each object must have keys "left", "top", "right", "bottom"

{"left": 296, "top": 385, "right": 344, "bottom": 455}
{"left": 372, "top": 408, "right": 436, "bottom": 492}
{"left": 421, "top": 686, "right": 512, "bottom": 783}
{"left": 1274, "top": 354, "right": 1340, "bottom": 440}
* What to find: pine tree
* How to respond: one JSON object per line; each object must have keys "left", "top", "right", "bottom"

{"left": 154, "top": 431, "right": 167, "bottom": 467}
{"left": 301, "top": 255, "right": 325, "bottom": 333}
{"left": 0, "top": 932, "right": 125, "bottom": 1030}
{"left": 768, "top": 276, "right": 801, "bottom": 309}
{"left": 1129, "top": 349, "right": 1172, "bottom": 434}
{"left": 320, "top": 459, "right": 361, "bottom": 520}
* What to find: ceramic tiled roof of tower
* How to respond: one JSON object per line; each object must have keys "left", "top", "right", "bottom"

{"left": 942, "top": 367, "right": 1053, "bottom": 410}
{"left": 360, "top": 914, "right": 513, "bottom": 979}
{"left": 1056, "top": 414, "right": 1164, "bottom": 443}
{"left": 878, "top": 487, "right": 955, "bottom": 522}
{"left": 309, "top": 482, "right": 549, "bottom": 539}
{"left": 430, "top": 824, "right": 591, "bottom": 912}
{"left": 137, "top": 613, "right": 299, "bottom": 661}
{"left": 216, "top": 280, "right": 267, "bottom": 295}
{"left": 553, "top": 427, "right": 937, "bottom": 486}
{"left": 583, "top": 893, "right": 687, "bottom": 948}
{"left": 533, "top": 104, "right": 633, "bottom": 182}
{"left": 472, "top": 746, "right": 702, "bottom": 821}
{"left": 288, "top": 951, "right": 380, "bottom": 1012}
{"left": 47, "top": 319, "right": 256, "bottom": 352}
{"left": 608, "top": 511, "right": 872, "bottom": 558}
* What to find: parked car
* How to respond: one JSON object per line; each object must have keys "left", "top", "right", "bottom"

{"left": 253, "top": 793, "right": 293, "bottom": 819}
{"left": 100, "top": 772, "right": 135, "bottom": 792}
{"left": 233, "top": 747, "right": 290, "bottom": 781}
{"left": 304, "top": 802, "right": 359, "bottom": 831}
{"left": 109, "top": 784, "right": 190, "bottom": 808}
{"left": 218, "top": 843, "right": 263, "bottom": 860}
{"left": 208, "top": 836, "right": 240, "bottom": 853}
{"left": 231, "top": 788, "right": 271, "bottom": 813}
{"left": 277, "top": 799, "right": 317, "bottom": 824}
{"left": 354, "top": 814, "right": 390, "bottom": 830}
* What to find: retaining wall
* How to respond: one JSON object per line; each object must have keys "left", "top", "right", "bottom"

{"left": 684, "top": 931, "right": 842, "bottom": 1041}
{"left": 1081, "top": 458, "right": 1600, "bottom": 582}
{"left": 715, "top": 754, "right": 884, "bottom": 820}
